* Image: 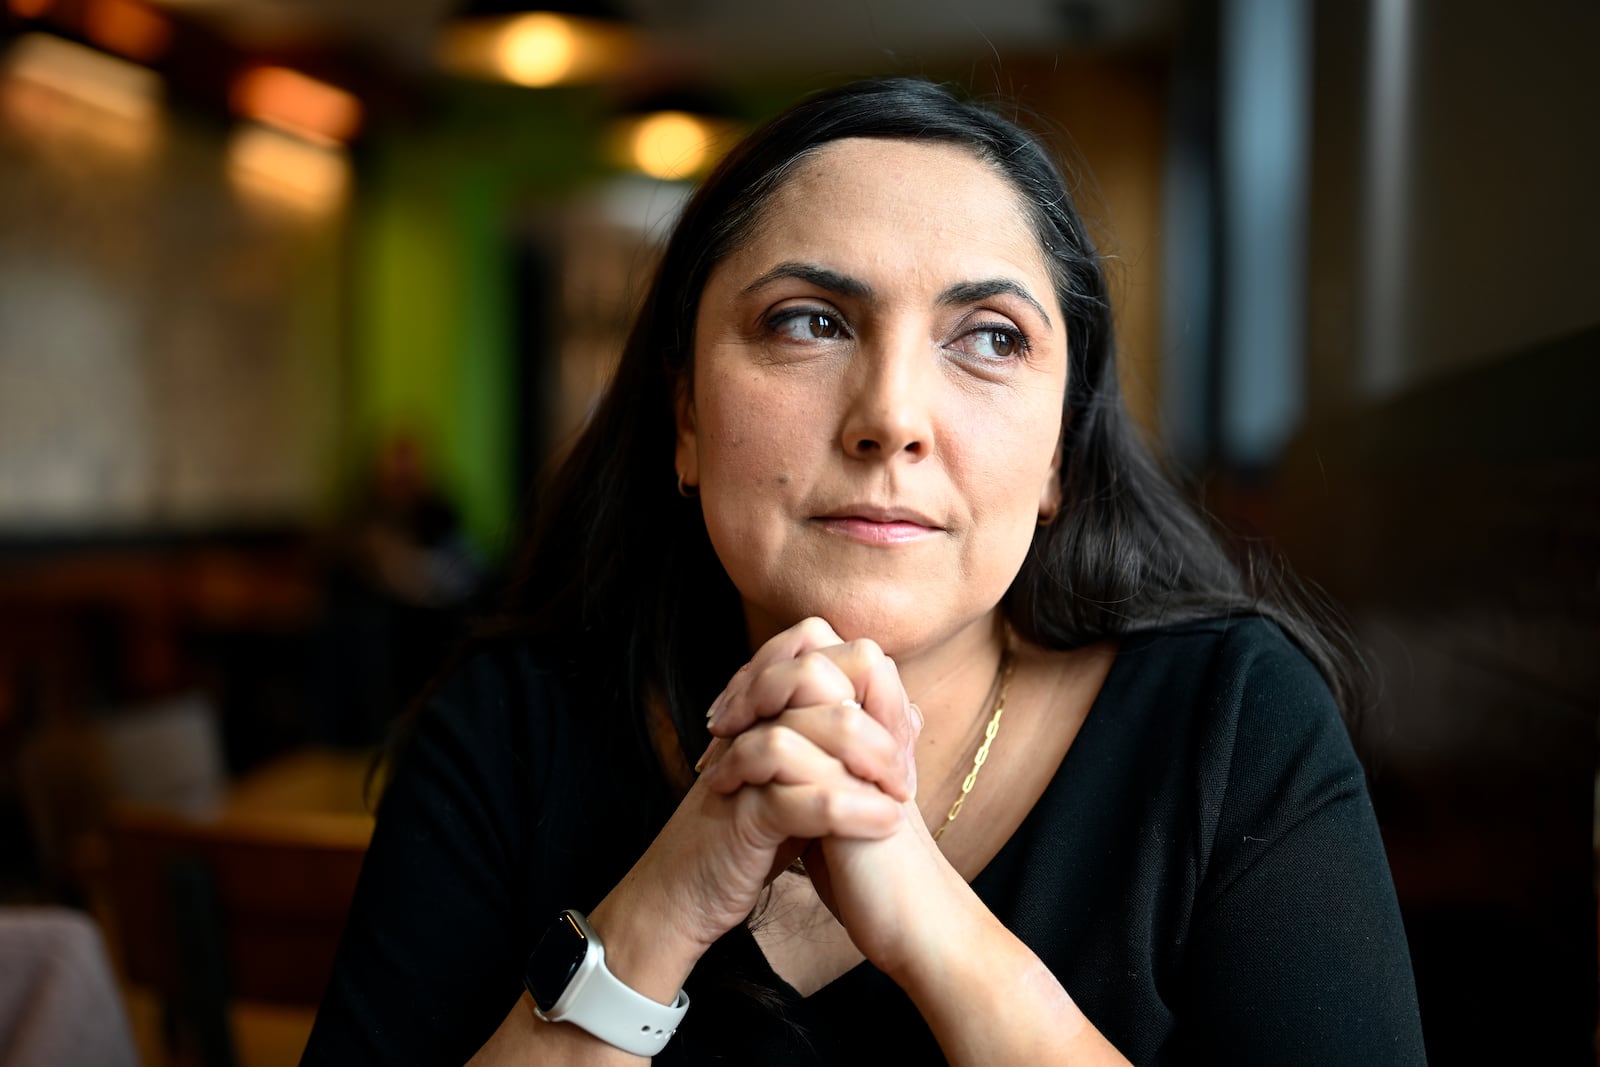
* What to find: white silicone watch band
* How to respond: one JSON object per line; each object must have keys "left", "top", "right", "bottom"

{"left": 539, "top": 911, "right": 690, "bottom": 1057}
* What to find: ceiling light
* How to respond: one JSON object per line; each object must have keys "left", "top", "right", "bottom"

{"left": 437, "top": 10, "right": 634, "bottom": 87}
{"left": 230, "top": 66, "right": 362, "bottom": 146}
{"left": 621, "top": 111, "right": 714, "bottom": 180}
{"left": 606, "top": 89, "right": 738, "bottom": 181}
{"left": 496, "top": 13, "right": 574, "bottom": 86}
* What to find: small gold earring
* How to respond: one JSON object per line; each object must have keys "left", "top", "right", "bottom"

{"left": 677, "top": 473, "right": 698, "bottom": 499}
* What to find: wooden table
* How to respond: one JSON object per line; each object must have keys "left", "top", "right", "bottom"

{"left": 215, "top": 747, "right": 380, "bottom": 840}
{"left": 106, "top": 746, "right": 383, "bottom": 1066}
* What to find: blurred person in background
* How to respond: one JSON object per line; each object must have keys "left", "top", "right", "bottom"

{"left": 313, "top": 430, "right": 483, "bottom": 748}
{"left": 303, "top": 79, "right": 1425, "bottom": 1064}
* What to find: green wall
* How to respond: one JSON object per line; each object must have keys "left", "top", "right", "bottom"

{"left": 349, "top": 83, "right": 606, "bottom": 558}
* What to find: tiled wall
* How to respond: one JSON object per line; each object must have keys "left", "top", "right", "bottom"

{"left": 0, "top": 83, "right": 345, "bottom": 533}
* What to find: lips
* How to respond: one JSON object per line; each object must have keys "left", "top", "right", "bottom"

{"left": 811, "top": 504, "right": 943, "bottom": 545}
{"left": 816, "top": 503, "right": 940, "bottom": 527}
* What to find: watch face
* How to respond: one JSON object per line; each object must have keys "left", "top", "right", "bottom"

{"left": 525, "top": 912, "right": 590, "bottom": 1013}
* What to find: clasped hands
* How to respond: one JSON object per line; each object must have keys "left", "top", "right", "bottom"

{"left": 583, "top": 613, "right": 993, "bottom": 1021}
{"left": 656, "top": 616, "right": 965, "bottom": 979}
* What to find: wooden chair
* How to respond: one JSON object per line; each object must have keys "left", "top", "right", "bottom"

{"left": 104, "top": 804, "right": 370, "bottom": 1067}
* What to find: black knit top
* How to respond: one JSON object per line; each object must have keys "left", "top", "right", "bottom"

{"left": 304, "top": 617, "right": 1426, "bottom": 1065}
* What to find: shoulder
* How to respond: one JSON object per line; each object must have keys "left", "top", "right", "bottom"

{"left": 1126, "top": 617, "right": 1370, "bottom": 893}
{"left": 394, "top": 639, "right": 669, "bottom": 838}
{"left": 430, "top": 634, "right": 576, "bottom": 701}
{"left": 1117, "top": 613, "right": 1324, "bottom": 683}
{"left": 1111, "top": 614, "right": 1341, "bottom": 743}
{"left": 1091, "top": 614, "right": 1364, "bottom": 870}
{"left": 1152, "top": 614, "right": 1349, "bottom": 766}
{"left": 1123, "top": 610, "right": 1353, "bottom": 760}
{"left": 385, "top": 640, "right": 583, "bottom": 809}
{"left": 421, "top": 640, "right": 576, "bottom": 735}
{"left": 1060, "top": 615, "right": 1346, "bottom": 789}
{"left": 1103, "top": 623, "right": 1424, "bottom": 1060}
{"left": 1036, "top": 614, "right": 1361, "bottom": 856}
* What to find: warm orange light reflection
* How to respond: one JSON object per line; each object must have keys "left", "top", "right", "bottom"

{"left": 7, "top": 0, "right": 55, "bottom": 20}
{"left": 628, "top": 111, "right": 710, "bottom": 179}
{"left": 230, "top": 66, "right": 362, "bottom": 146}
{"left": 82, "top": 0, "right": 171, "bottom": 63}
{"left": 496, "top": 13, "right": 574, "bottom": 87}
{"left": 0, "top": 33, "right": 163, "bottom": 159}
{"left": 437, "top": 12, "right": 632, "bottom": 87}
{"left": 2, "top": 31, "right": 160, "bottom": 120}
{"left": 226, "top": 123, "right": 349, "bottom": 214}
{"left": 608, "top": 111, "right": 732, "bottom": 181}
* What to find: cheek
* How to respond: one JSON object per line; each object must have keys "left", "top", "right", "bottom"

{"left": 956, "top": 401, "right": 1061, "bottom": 515}
{"left": 693, "top": 377, "right": 815, "bottom": 613}
{"left": 699, "top": 387, "right": 781, "bottom": 486}
{"left": 695, "top": 368, "right": 817, "bottom": 520}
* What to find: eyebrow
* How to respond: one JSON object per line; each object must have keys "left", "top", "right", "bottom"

{"left": 938, "top": 280, "right": 1053, "bottom": 330}
{"left": 741, "top": 261, "right": 1053, "bottom": 330}
{"left": 740, "top": 262, "right": 873, "bottom": 300}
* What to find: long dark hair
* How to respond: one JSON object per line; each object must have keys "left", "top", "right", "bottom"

{"left": 492, "top": 77, "right": 1366, "bottom": 785}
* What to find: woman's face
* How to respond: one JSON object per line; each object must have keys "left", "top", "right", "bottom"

{"left": 678, "top": 137, "right": 1068, "bottom": 659}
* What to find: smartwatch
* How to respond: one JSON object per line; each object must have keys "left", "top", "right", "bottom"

{"left": 523, "top": 909, "right": 690, "bottom": 1057}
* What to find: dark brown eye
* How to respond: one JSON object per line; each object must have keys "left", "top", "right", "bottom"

{"left": 984, "top": 329, "right": 1017, "bottom": 358}
{"left": 808, "top": 314, "right": 839, "bottom": 339}
{"left": 952, "top": 325, "right": 1025, "bottom": 361}
{"left": 769, "top": 309, "right": 844, "bottom": 342}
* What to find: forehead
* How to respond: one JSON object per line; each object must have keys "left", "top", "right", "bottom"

{"left": 731, "top": 137, "right": 1056, "bottom": 296}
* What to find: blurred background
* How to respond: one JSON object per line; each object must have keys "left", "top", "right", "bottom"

{"left": 0, "top": 0, "right": 1593, "bottom": 1063}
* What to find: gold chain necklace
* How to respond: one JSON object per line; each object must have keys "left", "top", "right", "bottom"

{"left": 931, "top": 635, "right": 1015, "bottom": 843}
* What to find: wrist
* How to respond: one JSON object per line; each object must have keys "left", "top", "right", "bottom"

{"left": 886, "top": 905, "right": 1108, "bottom": 1064}
{"left": 524, "top": 909, "right": 690, "bottom": 1060}
{"left": 875, "top": 868, "right": 990, "bottom": 994}
{"left": 587, "top": 882, "right": 703, "bottom": 1005}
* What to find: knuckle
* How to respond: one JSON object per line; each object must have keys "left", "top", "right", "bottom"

{"left": 796, "top": 616, "right": 833, "bottom": 644}
{"left": 761, "top": 725, "right": 799, "bottom": 761}
{"left": 831, "top": 701, "right": 863, "bottom": 741}
{"left": 794, "top": 651, "right": 844, "bottom": 693}
{"left": 726, "top": 728, "right": 768, "bottom": 766}
{"left": 846, "top": 637, "right": 883, "bottom": 665}
{"left": 796, "top": 649, "right": 832, "bottom": 674}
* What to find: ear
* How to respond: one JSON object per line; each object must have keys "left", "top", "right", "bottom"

{"left": 674, "top": 379, "right": 699, "bottom": 491}
{"left": 1038, "top": 437, "right": 1063, "bottom": 522}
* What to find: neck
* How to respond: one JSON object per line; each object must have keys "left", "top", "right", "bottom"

{"left": 891, "top": 610, "right": 1008, "bottom": 728}
{"left": 883, "top": 611, "right": 1013, "bottom": 841}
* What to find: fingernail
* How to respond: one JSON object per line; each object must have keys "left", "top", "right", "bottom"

{"left": 709, "top": 685, "right": 737, "bottom": 729}
{"left": 908, "top": 702, "right": 924, "bottom": 732}
{"left": 708, "top": 664, "right": 750, "bottom": 727}
{"left": 693, "top": 739, "right": 718, "bottom": 773}
{"left": 841, "top": 698, "right": 861, "bottom": 711}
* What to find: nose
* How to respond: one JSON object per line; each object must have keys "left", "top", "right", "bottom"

{"left": 839, "top": 325, "right": 935, "bottom": 461}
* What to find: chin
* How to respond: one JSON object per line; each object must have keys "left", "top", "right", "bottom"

{"left": 761, "top": 591, "right": 997, "bottom": 661}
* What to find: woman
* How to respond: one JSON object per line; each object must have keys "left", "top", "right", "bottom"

{"left": 304, "top": 78, "right": 1425, "bottom": 1065}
